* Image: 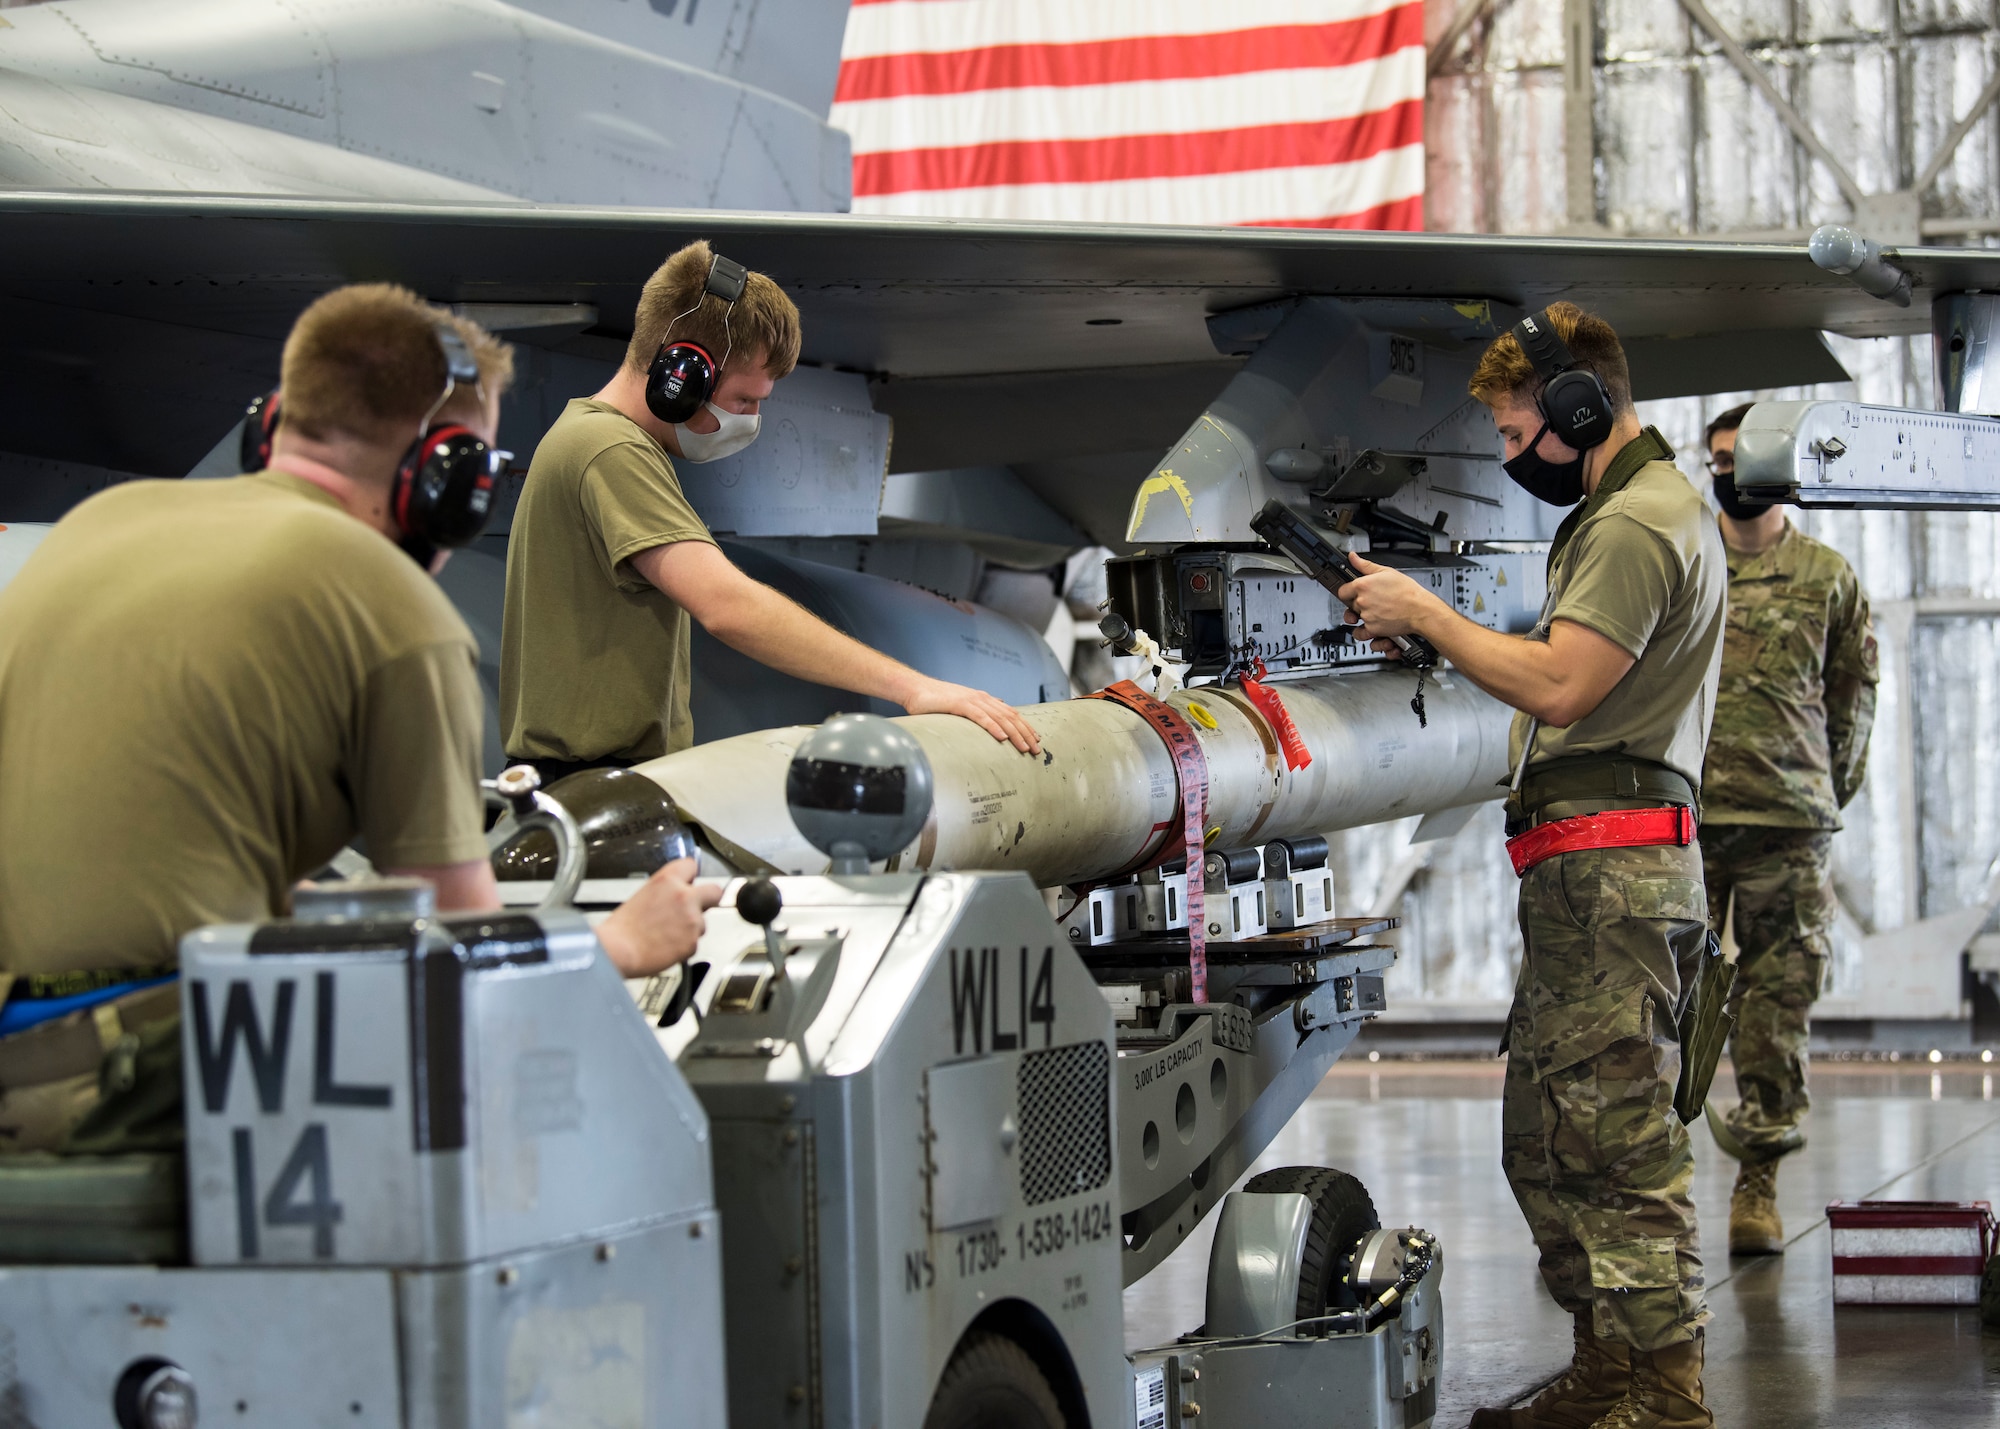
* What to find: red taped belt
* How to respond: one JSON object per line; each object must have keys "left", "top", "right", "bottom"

{"left": 1088, "top": 680, "right": 1211, "bottom": 1003}
{"left": 1505, "top": 805, "right": 1696, "bottom": 878}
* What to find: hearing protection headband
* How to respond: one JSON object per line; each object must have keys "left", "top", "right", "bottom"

{"left": 1511, "top": 309, "right": 1616, "bottom": 452}
{"left": 645, "top": 251, "right": 750, "bottom": 425}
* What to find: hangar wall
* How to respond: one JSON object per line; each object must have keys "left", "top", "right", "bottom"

{"left": 1364, "top": 0, "right": 2000, "bottom": 1023}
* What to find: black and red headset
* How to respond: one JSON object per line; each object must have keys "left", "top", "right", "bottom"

{"left": 240, "top": 323, "right": 507, "bottom": 566}
{"left": 1512, "top": 309, "right": 1616, "bottom": 451}
{"left": 644, "top": 251, "right": 750, "bottom": 425}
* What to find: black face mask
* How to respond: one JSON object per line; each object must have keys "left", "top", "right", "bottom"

{"left": 1503, "top": 421, "right": 1587, "bottom": 507}
{"left": 1712, "top": 469, "right": 1774, "bottom": 522}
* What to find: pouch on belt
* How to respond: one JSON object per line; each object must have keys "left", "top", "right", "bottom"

{"left": 0, "top": 979, "right": 187, "bottom": 1264}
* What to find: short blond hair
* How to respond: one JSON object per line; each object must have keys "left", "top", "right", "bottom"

{"left": 626, "top": 240, "right": 801, "bottom": 379}
{"left": 1469, "top": 300, "right": 1633, "bottom": 414}
{"left": 279, "top": 284, "right": 513, "bottom": 444}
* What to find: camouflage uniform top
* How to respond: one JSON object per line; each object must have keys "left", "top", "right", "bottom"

{"left": 1701, "top": 521, "right": 1878, "bottom": 829}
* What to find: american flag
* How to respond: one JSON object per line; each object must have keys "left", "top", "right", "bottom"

{"left": 830, "top": 0, "right": 1425, "bottom": 230}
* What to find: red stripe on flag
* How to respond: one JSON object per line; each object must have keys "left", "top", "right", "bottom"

{"left": 836, "top": 7, "right": 1422, "bottom": 101}
{"left": 1239, "top": 193, "right": 1425, "bottom": 230}
{"left": 852, "top": 99, "right": 1422, "bottom": 196}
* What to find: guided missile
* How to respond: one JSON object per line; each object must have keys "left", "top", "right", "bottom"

{"left": 636, "top": 668, "right": 1511, "bottom": 886}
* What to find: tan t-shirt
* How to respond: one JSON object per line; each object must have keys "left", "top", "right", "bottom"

{"left": 0, "top": 473, "right": 488, "bottom": 975}
{"left": 1508, "top": 430, "right": 1728, "bottom": 790}
{"left": 500, "top": 398, "right": 716, "bottom": 764}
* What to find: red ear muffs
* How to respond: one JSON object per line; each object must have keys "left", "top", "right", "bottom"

{"left": 393, "top": 422, "right": 498, "bottom": 551}
{"left": 645, "top": 340, "right": 717, "bottom": 425}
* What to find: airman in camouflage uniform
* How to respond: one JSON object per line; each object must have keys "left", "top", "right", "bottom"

{"left": 1341, "top": 304, "right": 1726, "bottom": 1427}
{"left": 1699, "top": 404, "right": 1878, "bottom": 1256}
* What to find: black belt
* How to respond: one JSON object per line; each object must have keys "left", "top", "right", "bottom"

{"left": 1505, "top": 754, "right": 1695, "bottom": 836}
{"left": 515, "top": 754, "right": 635, "bottom": 787}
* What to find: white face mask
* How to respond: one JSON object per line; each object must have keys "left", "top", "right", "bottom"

{"left": 672, "top": 403, "right": 760, "bottom": 463}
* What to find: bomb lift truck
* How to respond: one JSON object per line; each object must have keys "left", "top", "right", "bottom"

{"left": 0, "top": 718, "right": 1442, "bottom": 1429}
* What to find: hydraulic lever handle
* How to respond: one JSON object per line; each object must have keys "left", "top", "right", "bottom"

{"left": 736, "top": 877, "right": 788, "bottom": 978}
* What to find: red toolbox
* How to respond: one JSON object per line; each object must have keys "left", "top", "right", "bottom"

{"left": 1827, "top": 1200, "right": 1996, "bottom": 1305}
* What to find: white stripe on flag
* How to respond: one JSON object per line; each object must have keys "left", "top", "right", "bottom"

{"left": 848, "top": 142, "right": 1424, "bottom": 226}
{"left": 841, "top": 0, "right": 1409, "bottom": 58}
{"left": 832, "top": 48, "right": 1423, "bottom": 154}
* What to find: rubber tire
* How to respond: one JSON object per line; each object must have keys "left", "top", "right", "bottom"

{"left": 1243, "top": 1164, "right": 1381, "bottom": 1321}
{"left": 921, "top": 1331, "right": 1066, "bottom": 1429}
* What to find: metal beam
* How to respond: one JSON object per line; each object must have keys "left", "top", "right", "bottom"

{"left": 1563, "top": 0, "right": 1597, "bottom": 229}
{"left": 1426, "top": 0, "right": 1500, "bottom": 80}
{"left": 1676, "top": 0, "right": 1868, "bottom": 210}
{"left": 1914, "top": 64, "right": 2000, "bottom": 198}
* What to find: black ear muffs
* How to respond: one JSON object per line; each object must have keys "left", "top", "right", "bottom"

{"left": 241, "top": 389, "right": 281, "bottom": 472}
{"left": 1513, "top": 310, "right": 1616, "bottom": 451}
{"left": 393, "top": 422, "right": 498, "bottom": 552}
{"left": 645, "top": 340, "right": 717, "bottom": 425}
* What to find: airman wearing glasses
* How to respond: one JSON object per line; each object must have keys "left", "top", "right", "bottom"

{"left": 1697, "top": 403, "right": 1878, "bottom": 1256}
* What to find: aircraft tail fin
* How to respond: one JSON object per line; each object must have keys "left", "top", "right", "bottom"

{"left": 509, "top": 0, "right": 854, "bottom": 118}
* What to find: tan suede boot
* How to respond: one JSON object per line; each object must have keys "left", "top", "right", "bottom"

{"left": 1729, "top": 1159, "right": 1783, "bottom": 1255}
{"left": 1586, "top": 1336, "right": 1713, "bottom": 1429}
{"left": 1468, "top": 1312, "right": 1632, "bottom": 1428}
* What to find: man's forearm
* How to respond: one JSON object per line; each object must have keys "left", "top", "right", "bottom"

{"left": 1406, "top": 605, "right": 1584, "bottom": 725}
{"left": 705, "top": 583, "right": 923, "bottom": 705}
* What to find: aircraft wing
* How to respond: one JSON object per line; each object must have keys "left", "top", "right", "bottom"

{"left": 0, "top": 189, "right": 1988, "bottom": 497}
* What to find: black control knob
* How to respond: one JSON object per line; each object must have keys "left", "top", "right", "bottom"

{"left": 737, "top": 878, "right": 782, "bottom": 929}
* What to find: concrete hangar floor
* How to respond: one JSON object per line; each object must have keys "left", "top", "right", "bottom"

{"left": 1123, "top": 1057, "right": 2000, "bottom": 1429}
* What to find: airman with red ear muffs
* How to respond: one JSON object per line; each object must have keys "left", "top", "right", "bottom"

{"left": 237, "top": 323, "right": 505, "bottom": 572}
{"left": 0, "top": 285, "right": 718, "bottom": 1202}
{"left": 1330, "top": 302, "right": 1728, "bottom": 1429}
{"left": 500, "top": 239, "right": 1041, "bottom": 788}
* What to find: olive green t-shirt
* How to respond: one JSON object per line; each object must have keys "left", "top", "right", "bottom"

{"left": 0, "top": 473, "right": 488, "bottom": 976}
{"left": 1508, "top": 430, "right": 1728, "bottom": 790}
{"left": 500, "top": 398, "right": 716, "bottom": 764}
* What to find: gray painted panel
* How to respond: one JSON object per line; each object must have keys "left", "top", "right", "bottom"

{"left": 397, "top": 1217, "right": 726, "bottom": 1429}
{"left": 182, "top": 910, "right": 714, "bottom": 1268}
{"left": 678, "top": 365, "right": 889, "bottom": 537}
{"left": 0, "top": 1264, "right": 402, "bottom": 1426}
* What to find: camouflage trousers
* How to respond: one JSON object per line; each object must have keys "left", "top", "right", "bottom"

{"left": 1503, "top": 841, "right": 1712, "bottom": 1351}
{"left": 1701, "top": 825, "right": 1834, "bottom": 1162}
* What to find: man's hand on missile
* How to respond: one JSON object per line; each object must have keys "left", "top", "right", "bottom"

{"left": 596, "top": 857, "right": 724, "bottom": 978}
{"left": 644, "top": 541, "right": 1043, "bottom": 756}
{"left": 905, "top": 677, "right": 1043, "bottom": 755}
{"left": 1337, "top": 552, "right": 1450, "bottom": 655}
